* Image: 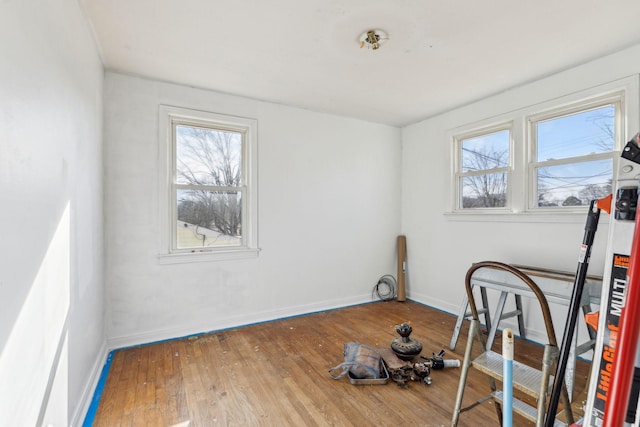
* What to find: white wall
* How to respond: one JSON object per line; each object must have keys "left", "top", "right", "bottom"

{"left": 5, "top": 5, "right": 633, "bottom": 423}
{"left": 402, "top": 43, "right": 640, "bottom": 345}
{"left": 103, "top": 72, "right": 401, "bottom": 348}
{"left": 0, "top": 0, "right": 104, "bottom": 425}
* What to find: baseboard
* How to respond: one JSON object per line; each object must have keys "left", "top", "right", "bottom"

{"left": 107, "top": 293, "right": 374, "bottom": 350}
{"left": 407, "top": 290, "right": 459, "bottom": 315}
{"left": 82, "top": 294, "right": 380, "bottom": 425}
{"left": 71, "top": 341, "right": 108, "bottom": 427}
{"left": 79, "top": 294, "right": 592, "bottom": 426}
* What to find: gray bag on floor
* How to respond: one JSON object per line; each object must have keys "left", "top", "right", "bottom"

{"left": 328, "top": 342, "right": 382, "bottom": 379}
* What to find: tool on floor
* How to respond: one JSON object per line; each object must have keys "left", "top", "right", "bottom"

{"left": 391, "top": 322, "right": 422, "bottom": 360}
{"left": 384, "top": 348, "right": 460, "bottom": 387}
{"left": 420, "top": 350, "right": 460, "bottom": 370}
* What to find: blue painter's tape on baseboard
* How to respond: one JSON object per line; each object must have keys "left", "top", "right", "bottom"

{"left": 82, "top": 299, "right": 419, "bottom": 424}
{"left": 82, "top": 351, "right": 114, "bottom": 426}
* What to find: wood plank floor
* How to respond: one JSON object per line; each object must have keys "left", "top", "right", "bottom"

{"left": 92, "top": 301, "right": 591, "bottom": 426}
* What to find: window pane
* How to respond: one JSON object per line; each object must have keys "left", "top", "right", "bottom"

{"left": 461, "top": 173, "right": 507, "bottom": 208}
{"left": 536, "top": 105, "right": 615, "bottom": 162}
{"left": 536, "top": 159, "right": 612, "bottom": 208}
{"left": 176, "top": 189, "right": 242, "bottom": 248}
{"left": 176, "top": 125, "right": 242, "bottom": 186}
{"left": 461, "top": 130, "right": 509, "bottom": 173}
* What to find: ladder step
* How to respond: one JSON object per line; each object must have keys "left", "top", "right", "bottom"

{"left": 492, "top": 390, "right": 566, "bottom": 427}
{"left": 472, "top": 351, "right": 552, "bottom": 398}
{"left": 463, "top": 307, "right": 490, "bottom": 318}
{"left": 499, "top": 309, "right": 522, "bottom": 320}
{"left": 575, "top": 339, "right": 596, "bottom": 355}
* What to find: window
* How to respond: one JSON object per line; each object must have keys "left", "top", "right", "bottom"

{"left": 454, "top": 126, "right": 511, "bottom": 210}
{"left": 449, "top": 77, "right": 636, "bottom": 218}
{"left": 529, "top": 102, "right": 617, "bottom": 209}
{"left": 159, "top": 106, "right": 258, "bottom": 262}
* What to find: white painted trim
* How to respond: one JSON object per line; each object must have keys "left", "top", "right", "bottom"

{"left": 447, "top": 75, "right": 640, "bottom": 216}
{"left": 526, "top": 92, "right": 625, "bottom": 211}
{"left": 408, "top": 290, "right": 459, "bottom": 315}
{"left": 70, "top": 341, "right": 108, "bottom": 427}
{"left": 106, "top": 294, "right": 376, "bottom": 350}
{"left": 444, "top": 210, "right": 613, "bottom": 224}
{"left": 157, "top": 247, "right": 260, "bottom": 264}
{"left": 157, "top": 104, "right": 259, "bottom": 262}
{"left": 451, "top": 122, "right": 514, "bottom": 212}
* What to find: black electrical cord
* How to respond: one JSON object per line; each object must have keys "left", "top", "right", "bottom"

{"left": 372, "top": 275, "right": 397, "bottom": 301}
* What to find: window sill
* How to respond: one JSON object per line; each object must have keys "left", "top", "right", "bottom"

{"left": 444, "top": 210, "right": 611, "bottom": 224}
{"left": 157, "top": 247, "right": 260, "bottom": 264}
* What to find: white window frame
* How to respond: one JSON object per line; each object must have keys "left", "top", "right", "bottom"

{"left": 527, "top": 94, "right": 623, "bottom": 212}
{"left": 448, "top": 76, "right": 638, "bottom": 222}
{"left": 452, "top": 122, "right": 513, "bottom": 212}
{"left": 158, "top": 105, "right": 259, "bottom": 263}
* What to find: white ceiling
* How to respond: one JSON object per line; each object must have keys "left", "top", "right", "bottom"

{"left": 81, "top": 0, "right": 640, "bottom": 127}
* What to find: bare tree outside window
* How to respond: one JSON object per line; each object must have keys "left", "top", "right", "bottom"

{"left": 175, "top": 125, "right": 243, "bottom": 248}
{"left": 451, "top": 87, "right": 626, "bottom": 214}
{"left": 459, "top": 129, "right": 509, "bottom": 209}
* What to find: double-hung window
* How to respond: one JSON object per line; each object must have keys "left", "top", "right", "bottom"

{"left": 450, "top": 78, "right": 634, "bottom": 217}
{"left": 528, "top": 100, "right": 618, "bottom": 209}
{"left": 454, "top": 125, "right": 512, "bottom": 210}
{"left": 159, "top": 105, "right": 258, "bottom": 262}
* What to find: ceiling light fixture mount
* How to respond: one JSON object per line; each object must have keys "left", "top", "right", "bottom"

{"left": 359, "top": 29, "right": 388, "bottom": 50}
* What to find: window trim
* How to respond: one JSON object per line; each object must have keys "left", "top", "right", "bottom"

{"left": 157, "top": 105, "right": 259, "bottom": 263}
{"left": 526, "top": 93, "right": 624, "bottom": 212}
{"left": 447, "top": 75, "right": 639, "bottom": 221}
{"left": 452, "top": 122, "right": 514, "bottom": 213}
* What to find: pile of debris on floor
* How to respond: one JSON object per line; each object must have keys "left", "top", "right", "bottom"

{"left": 328, "top": 322, "right": 459, "bottom": 388}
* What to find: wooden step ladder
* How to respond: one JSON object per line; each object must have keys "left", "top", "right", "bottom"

{"left": 451, "top": 261, "right": 574, "bottom": 426}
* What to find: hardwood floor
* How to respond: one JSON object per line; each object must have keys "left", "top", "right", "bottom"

{"left": 92, "top": 301, "right": 591, "bottom": 426}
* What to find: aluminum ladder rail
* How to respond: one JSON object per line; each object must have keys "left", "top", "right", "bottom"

{"left": 450, "top": 285, "right": 526, "bottom": 352}
{"left": 451, "top": 261, "right": 574, "bottom": 427}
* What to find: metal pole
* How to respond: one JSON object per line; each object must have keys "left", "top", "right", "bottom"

{"left": 503, "top": 328, "right": 514, "bottom": 427}
{"left": 544, "top": 198, "right": 603, "bottom": 426}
